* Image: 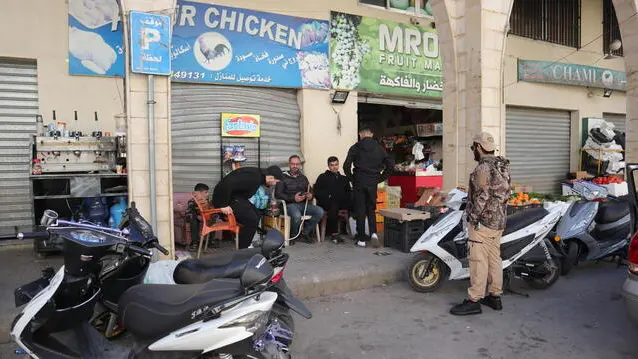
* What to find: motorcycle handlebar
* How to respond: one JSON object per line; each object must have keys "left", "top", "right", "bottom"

{"left": 128, "top": 244, "right": 152, "bottom": 257}
{"left": 154, "top": 241, "right": 170, "bottom": 256}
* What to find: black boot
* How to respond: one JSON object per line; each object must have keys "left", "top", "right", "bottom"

{"left": 479, "top": 295, "right": 503, "bottom": 311}
{"left": 450, "top": 299, "right": 482, "bottom": 316}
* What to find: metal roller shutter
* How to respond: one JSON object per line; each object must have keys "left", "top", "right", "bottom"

{"left": 0, "top": 59, "right": 37, "bottom": 233}
{"left": 603, "top": 112, "right": 626, "bottom": 133}
{"left": 171, "top": 83, "right": 300, "bottom": 193}
{"left": 506, "top": 107, "right": 571, "bottom": 194}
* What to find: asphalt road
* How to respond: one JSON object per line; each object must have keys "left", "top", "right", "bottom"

{"left": 291, "top": 262, "right": 638, "bottom": 359}
{"left": 2, "top": 259, "right": 636, "bottom": 358}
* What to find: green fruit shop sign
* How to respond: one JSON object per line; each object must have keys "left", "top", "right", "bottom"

{"left": 329, "top": 11, "right": 443, "bottom": 98}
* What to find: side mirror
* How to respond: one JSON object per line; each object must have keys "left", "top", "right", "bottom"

{"left": 40, "top": 210, "right": 59, "bottom": 227}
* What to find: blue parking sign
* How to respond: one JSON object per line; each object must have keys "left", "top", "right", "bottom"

{"left": 130, "top": 11, "right": 171, "bottom": 75}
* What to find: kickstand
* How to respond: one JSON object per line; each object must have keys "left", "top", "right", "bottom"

{"left": 503, "top": 270, "right": 529, "bottom": 298}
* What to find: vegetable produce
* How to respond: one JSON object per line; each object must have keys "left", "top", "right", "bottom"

{"left": 592, "top": 176, "right": 625, "bottom": 185}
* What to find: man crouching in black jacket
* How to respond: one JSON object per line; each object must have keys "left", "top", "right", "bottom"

{"left": 212, "top": 166, "right": 284, "bottom": 249}
{"left": 314, "top": 156, "right": 352, "bottom": 243}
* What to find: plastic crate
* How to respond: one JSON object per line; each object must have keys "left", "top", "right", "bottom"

{"left": 383, "top": 217, "right": 426, "bottom": 253}
{"left": 507, "top": 204, "right": 542, "bottom": 215}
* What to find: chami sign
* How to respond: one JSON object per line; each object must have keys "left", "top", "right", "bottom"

{"left": 518, "top": 59, "right": 627, "bottom": 91}
{"left": 221, "top": 113, "right": 261, "bottom": 137}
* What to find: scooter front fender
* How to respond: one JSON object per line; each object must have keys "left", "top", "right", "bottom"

{"left": 11, "top": 266, "right": 66, "bottom": 359}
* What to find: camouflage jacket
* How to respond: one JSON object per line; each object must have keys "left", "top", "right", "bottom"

{"left": 465, "top": 156, "right": 511, "bottom": 230}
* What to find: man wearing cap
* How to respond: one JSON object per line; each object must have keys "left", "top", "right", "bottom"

{"left": 451, "top": 132, "right": 511, "bottom": 316}
{"left": 212, "top": 166, "right": 284, "bottom": 249}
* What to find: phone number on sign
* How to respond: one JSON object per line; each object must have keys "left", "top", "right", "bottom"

{"left": 171, "top": 71, "right": 207, "bottom": 80}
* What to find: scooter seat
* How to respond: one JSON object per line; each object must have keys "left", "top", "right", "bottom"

{"left": 595, "top": 201, "right": 630, "bottom": 224}
{"left": 173, "top": 249, "right": 261, "bottom": 284}
{"left": 503, "top": 207, "right": 549, "bottom": 236}
{"left": 119, "top": 278, "right": 243, "bottom": 339}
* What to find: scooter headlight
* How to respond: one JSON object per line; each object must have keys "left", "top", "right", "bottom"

{"left": 220, "top": 310, "right": 269, "bottom": 333}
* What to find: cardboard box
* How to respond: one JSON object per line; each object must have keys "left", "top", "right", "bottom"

{"left": 416, "top": 187, "right": 447, "bottom": 207}
{"left": 379, "top": 208, "right": 431, "bottom": 222}
{"left": 569, "top": 171, "right": 593, "bottom": 180}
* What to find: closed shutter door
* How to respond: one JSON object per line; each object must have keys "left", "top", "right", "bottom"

{"left": 506, "top": 107, "right": 571, "bottom": 194}
{"left": 0, "top": 60, "right": 37, "bottom": 233}
{"left": 603, "top": 112, "right": 626, "bottom": 133}
{"left": 171, "top": 83, "right": 300, "bottom": 193}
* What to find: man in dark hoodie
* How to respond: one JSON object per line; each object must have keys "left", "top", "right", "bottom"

{"left": 450, "top": 132, "right": 511, "bottom": 316}
{"left": 314, "top": 156, "right": 352, "bottom": 243}
{"left": 344, "top": 127, "right": 394, "bottom": 248}
{"left": 212, "top": 166, "right": 284, "bottom": 249}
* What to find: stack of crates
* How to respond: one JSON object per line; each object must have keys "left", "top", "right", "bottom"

{"left": 375, "top": 190, "right": 387, "bottom": 233}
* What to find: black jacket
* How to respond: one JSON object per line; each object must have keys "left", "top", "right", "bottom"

{"left": 344, "top": 137, "right": 394, "bottom": 186}
{"left": 314, "top": 170, "right": 351, "bottom": 208}
{"left": 212, "top": 167, "right": 265, "bottom": 208}
{"left": 275, "top": 171, "right": 310, "bottom": 203}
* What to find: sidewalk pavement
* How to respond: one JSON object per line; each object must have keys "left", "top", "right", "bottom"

{"left": 0, "top": 236, "right": 412, "bottom": 343}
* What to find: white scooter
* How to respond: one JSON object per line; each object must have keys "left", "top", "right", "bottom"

{"left": 407, "top": 190, "right": 570, "bottom": 293}
{"left": 10, "top": 212, "right": 297, "bottom": 358}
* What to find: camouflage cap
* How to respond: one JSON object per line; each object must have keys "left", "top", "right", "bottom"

{"left": 472, "top": 131, "right": 496, "bottom": 152}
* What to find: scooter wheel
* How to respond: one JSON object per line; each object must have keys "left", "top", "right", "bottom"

{"left": 408, "top": 252, "right": 447, "bottom": 293}
{"left": 560, "top": 242, "right": 578, "bottom": 276}
{"left": 524, "top": 256, "right": 562, "bottom": 290}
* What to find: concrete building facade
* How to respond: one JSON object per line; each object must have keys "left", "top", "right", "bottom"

{"left": 0, "top": 0, "right": 634, "bottom": 257}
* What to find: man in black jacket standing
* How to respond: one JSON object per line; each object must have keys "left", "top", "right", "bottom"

{"left": 344, "top": 127, "right": 394, "bottom": 248}
{"left": 314, "top": 156, "right": 352, "bottom": 243}
{"left": 212, "top": 166, "right": 284, "bottom": 249}
{"left": 276, "top": 155, "right": 324, "bottom": 243}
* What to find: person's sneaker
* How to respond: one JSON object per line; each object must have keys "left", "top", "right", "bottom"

{"left": 357, "top": 241, "right": 367, "bottom": 248}
{"left": 450, "top": 299, "right": 482, "bottom": 316}
{"left": 479, "top": 295, "right": 503, "bottom": 311}
{"left": 370, "top": 233, "right": 381, "bottom": 248}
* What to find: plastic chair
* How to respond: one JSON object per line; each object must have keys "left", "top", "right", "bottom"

{"left": 279, "top": 199, "right": 321, "bottom": 247}
{"left": 320, "top": 209, "right": 351, "bottom": 241}
{"left": 192, "top": 196, "right": 240, "bottom": 258}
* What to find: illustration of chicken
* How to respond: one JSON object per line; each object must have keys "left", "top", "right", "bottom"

{"left": 198, "top": 37, "right": 231, "bottom": 63}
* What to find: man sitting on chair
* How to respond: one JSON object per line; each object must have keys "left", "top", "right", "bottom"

{"left": 276, "top": 155, "right": 324, "bottom": 244}
{"left": 314, "top": 156, "right": 352, "bottom": 244}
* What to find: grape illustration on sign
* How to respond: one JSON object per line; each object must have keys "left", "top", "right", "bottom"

{"left": 171, "top": 0, "right": 330, "bottom": 89}
{"left": 329, "top": 11, "right": 442, "bottom": 98}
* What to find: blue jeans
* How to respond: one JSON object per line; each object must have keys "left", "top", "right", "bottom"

{"left": 286, "top": 202, "right": 324, "bottom": 237}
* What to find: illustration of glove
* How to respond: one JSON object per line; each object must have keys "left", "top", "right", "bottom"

{"left": 68, "top": 0, "right": 119, "bottom": 29}
{"left": 69, "top": 26, "right": 117, "bottom": 74}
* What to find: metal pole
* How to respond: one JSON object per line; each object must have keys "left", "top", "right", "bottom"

{"left": 148, "top": 75, "right": 157, "bottom": 232}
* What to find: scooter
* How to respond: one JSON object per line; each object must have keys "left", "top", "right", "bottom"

{"left": 407, "top": 190, "right": 569, "bottom": 293}
{"left": 553, "top": 196, "right": 632, "bottom": 275}
{"left": 10, "top": 210, "right": 298, "bottom": 358}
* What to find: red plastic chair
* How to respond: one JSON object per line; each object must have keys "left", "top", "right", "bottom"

{"left": 192, "top": 197, "right": 240, "bottom": 258}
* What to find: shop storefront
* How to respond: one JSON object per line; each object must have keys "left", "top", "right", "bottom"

{"left": 505, "top": 107, "right": 572, "bottom": 194}
{"left": 506, "top": 54, "right": 628, "bottom": 194}
{"left": 170, "top": 83, "right": 301, "bottom": 193}
{"left": 0, "top": 59, "right": 38, "bottom": 233}
{"left": 169, "top": 2, "right": 330, "bottom": 195}
{"left": 329, "top": 11, "right": 444, "bottom": 207}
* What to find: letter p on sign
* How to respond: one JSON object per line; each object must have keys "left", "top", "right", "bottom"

{"left": 141, "top": 28, "right": 161, "bottom": 50}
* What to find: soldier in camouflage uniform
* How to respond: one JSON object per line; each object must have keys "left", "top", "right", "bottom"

{"left": 451, "top": 132, "right": 511, "bottom": 316}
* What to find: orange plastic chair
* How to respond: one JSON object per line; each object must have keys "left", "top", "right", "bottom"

{"left": 192, "top": 196, "right": 240, "bottom": 258}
